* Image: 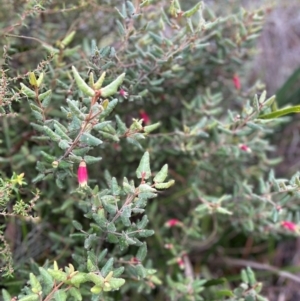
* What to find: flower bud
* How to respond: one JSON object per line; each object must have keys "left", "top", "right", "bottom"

{"left": 77, "top": 160, "right": 88, "bottom": 187}
{"left": 176, "top": 257, "right": 185, "bottom": 269}
{"left": 119, "top": 88, "right": 128, "bottom": 99}
{"left": 281, "top": 221, "right": 297, "bottom": 232}
{"left": 239, "top": 144, "right": 252, "bottom": 153}
{"left": 139, "top": 110, "right": 150, "bottom": 125}
{"left": 52, "top": 160, "right": 59, "bottom": 168}
{"left": 165, "top": 219, "right": 181, "bottom": 227}
{"left": 232, "top": 74, "right": 241, "bottom": 90}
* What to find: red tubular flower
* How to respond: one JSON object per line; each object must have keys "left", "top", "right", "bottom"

{"left": 281, "top": 221, "right": 297, "bottom": 232}
{"left": 139, "top": 110, "right": 150, "bottom": 125}
{"left": 77, "top": 160, "right": 88, "bottom": 187}
{"left": 232, "top": 74, "right": 241, "bottom": 90}
{"left": 165, "top": 219, "right": 181, "bottom": 227}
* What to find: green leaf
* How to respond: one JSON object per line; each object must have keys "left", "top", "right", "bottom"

{"left": 30, "top": 273, "right": 42, "bottom": 294}
{"left": 61, "top": 31, "right": 76, "bottom": 48}
{"left": 138, "top": 229, "right": 154, "bottom": 237}
{"left": 216, "top": 207, "right": 232, "bottom": 215}
{"left": 154, "top": 179, "right": 175, "bottom": 189}
{"left": 80, "top": 133, "right": 102, "bottom": 146}
{"left": 135, "top": 264, "right": 147, "bottom": 278}
{"left": 144, "top": 122, "right": 161, "bottom": 133}
{"left": 72, "top": 66, "right": 95, "bottom": 97}
{"left": 54, "top": 123, "right": 71, "bottom": 141}
{"left": 32, "top": 173, "right": 46, "bottom": 183}
{"left": 153, "top": 164, "right": 168, "bottom": 183}
{"left": 246, "top": 267, "right": 256, "bottom": 286}
{"left": 98, "top": 249, "right": 108, "bottom": 264}
{"left": 113, "top": 266, "right": 125, "bottom": 277}
{"left": 47, "top": 269, "right": 68, "bottom": 282}
{"left": 87, "top": 257, "right": 98, "bottom": 272}
{"left": 83, "top": 155, "right": 102, "bottom": 164}
{"left": 123, "top": 177, "right": 135, "bottom": 194}
{"left": 137, "top": 215, "right": 149, "bottom": 229}
{"left": 53, "top": 289, "right": 67, "bottom": 301}
{"left": 107, "top": 233, "right": 119, "bottom": 243}
{"left": 18, "top": 294, "right": 39, "bottom": 301}
{"left": 101, "top": 258, "right": 114, "bottom": 277}
{"left": 136, "top": 151, "right": 151, "bottom": 179}
{"left": 215, "top": 290, "right": 234, "bottom": 298}
{"left": 72, "top": 220, "right": 83, "bottom": 231}
{"left": 99, "top": 98, "right": 118, "bottom": 119}
{"left": 69, "top": 272, "right": 89, "bottom": 288}
{"left": 67, "top": 99, "right": 85, "bottom": 120}
{"left": 2, "top": 289, "right": 11, "bottom": 301}
{"left": 99, "top": 131, "right": 120, "bottom": 142}
{"left": 102, "top": 199, "right": 117, "bottom": 215}
{"left": 182, "top": 1, "right": 202, "bottom": 17}
{"left": 204, "top": 278, "right": 226, "bottom": 287}
{"left": 20, "top": 83, "right": 36, "bottom": 98}
{"left": 120, "top": 205, "right": 131, "bottom": 226}
{"left": 43, "top": 126, "right": 61, "bottom": 142}
{"left": 39, "top": 90, "right": 52, "bottom": 108}
{"left": 136, "top": 242, "right": 147, "bottom": 261}
{"left": 90, "top": 285, "right": 102, "bottom": 294}
{"left": 92, "top": 121, "right": 112, "bottom": 131}
{"left": 139, "top": 184, "right": 156, "bottom": 193}
{"left": 111, "top": 177, "right": 120, "bottom": 195}
{"left": 58, "top": 139, "right": 70, "bottom": 150}
{"left": 69, "top": 287, "right": 82, "bottom": 301}
{"left": 100, "top": 73, "right": 125, "bottom": 97}
{"left": 88, "top": 273, "right": 104, "bottom": 286}
{"left": 109, "top": 277, "right": 125, "bottom": 290}
{"left": 92, "top": 210, "right": 107, "bottom": 228}
{"left": 39, "top": 267, "right": 54, "bottom": 295}
{"left": 258, "top": 105, "right": 300, "bottom": 119}
{"left": 115, "top": 115, "right": 127, "bottom": 135}
{"left": 84, "top": 234, "right": 97, "bottom": 249}
{"left": 126, "top": 137, "right": 143, "bottom": 150}
{"left": 94, "top": 72, "right": 106, "bottom": 89}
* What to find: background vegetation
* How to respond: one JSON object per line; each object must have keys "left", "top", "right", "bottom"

{"left": 1, "top": 0, "right": 300, "bottom": 300}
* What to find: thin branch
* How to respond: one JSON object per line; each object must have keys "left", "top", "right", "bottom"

{"left": 219, "top": 257, "right": 300, "bottom": 284}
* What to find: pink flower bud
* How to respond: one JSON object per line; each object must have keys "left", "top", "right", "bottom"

{"left": 165, "top": 219, "right": 181, "bottom": 227}
{"left": 139, "top": 110, "right": 150, "bottom": 125}
{"left": 239, "top": 144, "right": 252, "bottom": 153}
{"left": 232, "top": 74, "right": 241, "bottom": 90}
{"left": 176, "top": 257, "right": 185, "bottom": 269}
{"left": 77, "top": 160, "right": 88, "bottom": 187}
{"left": 281, "top": 221, "right": 297, "bottom": 232}
{"left": 131, "top": 257, "right": 140, "bottom": 264}
{"left": 164, "top": 243, "right": 174, "bottom": 249}
{"left": 119, "top": 88, "right": 128, "bottom": 99}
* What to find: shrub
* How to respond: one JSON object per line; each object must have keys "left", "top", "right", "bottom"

{"left": 1, "top": 1, "right": 300, "bottom": 301}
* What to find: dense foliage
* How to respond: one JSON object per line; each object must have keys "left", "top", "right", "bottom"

{"left": 1, "top": 1, "right": 300, "bottom": 300}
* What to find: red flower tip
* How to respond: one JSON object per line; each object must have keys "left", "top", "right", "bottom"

{"left": 165, "top": 219, "right": 181, "bottom": 227}
{"left": 232, "top": 74, "right": 241, "bottom": 90}
{"left": 119, "top": 88, "right": 128, "bottom": 99}
{"left": 176, "top": 257, "right": 185, "bottom": 269}
{"left": 164, "top": 243, "right": 174, "bottom": 249}
{"left": 77, "top": 160, "right": 88, "bottom": 187}
{"left": 131, "top": 257, "right": 140, "bottom": 264}
{"left": 139, "top": 110, "right": 150, "bottom": 125}
{"left": 281, "top": 221, "right": 297, "bottom": 232}
{"left": 239, "top": 144, "right": 252, "bottom": 153}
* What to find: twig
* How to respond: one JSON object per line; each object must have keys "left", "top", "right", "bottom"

{"left": 219, "top": 257, "right": 300, "bottom": 284}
